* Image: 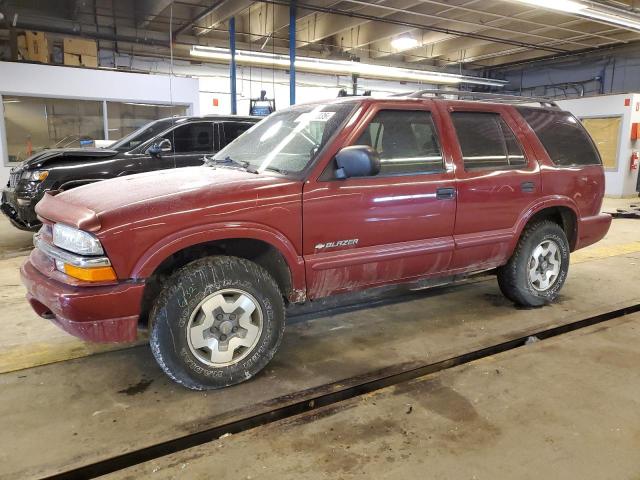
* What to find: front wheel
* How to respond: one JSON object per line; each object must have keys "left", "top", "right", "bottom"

{"left": 497, "top": 220, "right": 570, "bottom": 307}
{"left": 150, "top": 256, "right": 285, "bottom": 390}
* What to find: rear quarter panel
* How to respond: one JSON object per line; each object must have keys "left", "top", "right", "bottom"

{"left": 510, "top": 109, "right": 605, "bottom": 218}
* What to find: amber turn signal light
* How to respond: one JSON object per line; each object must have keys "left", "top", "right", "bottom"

{"left": 63, "top": 264, "right": 117, "bottom": 282}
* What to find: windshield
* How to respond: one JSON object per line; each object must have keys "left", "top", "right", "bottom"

{"left": 211, "top": 102, "right": 355, "bottom": 174}
{"left": 110, "top": 118, "right": 178, "bottom": 152}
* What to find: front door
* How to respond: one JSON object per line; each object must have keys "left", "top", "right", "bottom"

{"left": 436, "top": 102, "right": 541, "bottom": 272}
{"left": 303, "top": 102, "right": 457, "bottom": 299}
{"left": 168, "top": 121, "right": 217, "bottom": 168}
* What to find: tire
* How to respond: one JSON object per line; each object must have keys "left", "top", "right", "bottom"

{"left": 150, "top": 256, "right": 285, "bottom": 390}
{"left": 497, "top": 220, "right": 569, "bottom": 307}
{"left": 9, "top": 218, "right": 40, "bottom": 232}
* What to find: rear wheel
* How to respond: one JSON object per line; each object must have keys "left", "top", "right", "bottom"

{"left": 497, "top": 220, "right": 569, "bottom": 307}
{"left": 150, "top": 256, "right": 285, "bottom": 390}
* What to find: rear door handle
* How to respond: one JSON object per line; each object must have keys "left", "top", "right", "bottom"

{"left": 436, "top": 187, "right": 456, "bottom": 200}
{"left": 521, "top": 181, "right": 536, "bottom": 193}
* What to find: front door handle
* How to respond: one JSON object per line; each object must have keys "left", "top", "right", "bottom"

{"left": 436, "top": 187, "right": 456, "bottom": 200}
{"left": 521, "top": 181, "right": 536, "bottom": 193}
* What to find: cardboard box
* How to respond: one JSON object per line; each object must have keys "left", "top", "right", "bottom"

{"left": 64, "top": 37, "right": 97, "bottom": 57}
{"left": 64, "top": 52, "right": 98, "bottom": 68}
{"left": 64, "top": 52, "right": 81, "bottom": 66}
{"left": 25, "top": 31, "right": 49, "bottom": 63}
{"left": 81, "top": 54, "right": 98, "bottom": 68}
{"left": 16, "top": 34, "right": 28, "bottom": 60}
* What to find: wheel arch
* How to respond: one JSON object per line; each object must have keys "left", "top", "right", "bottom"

{"left": 134, "top": 224, "right": 306, "bottom": 327}
{"left": 515, "top": 200, "right": 579, "bottom": 251}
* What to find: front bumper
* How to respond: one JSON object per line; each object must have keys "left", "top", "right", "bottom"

{"left": 576, "top": 213, "right": 612, "bottom": 250}
{"left": 1, "top": 187, "right": 41, "bottom": 230}
{"left": 20, "top": 249, "right": 145, "bottom": 343}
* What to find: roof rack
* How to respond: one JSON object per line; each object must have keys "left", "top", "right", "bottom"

{"left": 391, "top": 88, "right": 559, "bottom": 108}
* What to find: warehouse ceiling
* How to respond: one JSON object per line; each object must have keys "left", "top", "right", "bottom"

{"left": 1, "top": 0, "right": 640, "bottom": 71}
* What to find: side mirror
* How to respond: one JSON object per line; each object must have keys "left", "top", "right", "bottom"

{"left": 147, "top": 138, "right": 172, "bottom": 156}
{"left": 335, "top": 145, "right": 380, "bottom": 179}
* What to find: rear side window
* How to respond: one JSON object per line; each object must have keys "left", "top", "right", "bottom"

{"left": 354, "top": 109, "right": 444, "bottom": 175}
{"left": 517, "top": 107, "right": 601, "bottom": 166}
{"left": 451, "top": 112, "right": 526, "bottom": 170}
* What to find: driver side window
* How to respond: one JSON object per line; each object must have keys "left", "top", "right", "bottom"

{"left": 354, "top": 110, "right": 444, "bottom": 176}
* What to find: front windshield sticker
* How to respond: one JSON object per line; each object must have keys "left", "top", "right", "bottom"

{"left": 294, "top": 111, "right": 335, "bottom": 123}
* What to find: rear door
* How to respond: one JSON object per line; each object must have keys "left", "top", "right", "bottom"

{"left": 302, "top": 102, "right": 457, "bottom": 299}
{"left": 438, "top": 102, "right": 540, "bottom": 271}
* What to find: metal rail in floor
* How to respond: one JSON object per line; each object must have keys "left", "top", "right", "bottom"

{"left": 45, "top": 301, "right": 640, "bottom": 480}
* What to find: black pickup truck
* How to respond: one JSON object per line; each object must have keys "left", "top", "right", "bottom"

{"left": 1, "top": 115, "right": 258, "bottom": 231}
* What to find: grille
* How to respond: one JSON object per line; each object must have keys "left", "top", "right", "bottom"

{"left": 8, "top": 171, "right": 21, "bottom": 189}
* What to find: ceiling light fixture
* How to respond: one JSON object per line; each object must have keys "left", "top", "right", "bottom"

{"left": 190, "top": 46, "right": 507, "bottom": 87}
{"left": 513, "top": 0, "right": 585, "bottom": 14}
{"left": 510, "top": 0, "right": 640, "bottom": 32}
{"left": 391, "top": 35, "right": 419, "bottom": 51}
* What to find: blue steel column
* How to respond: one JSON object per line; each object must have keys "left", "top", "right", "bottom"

{"left": 289, "top": 1, "right": 296, "bottom": 105}
{"left": 230, "top": 17, "right": 237, "bottom": 115}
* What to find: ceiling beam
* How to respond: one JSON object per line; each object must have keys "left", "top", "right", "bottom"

{"left": 191, "top": 0, "right": 255, "bottom": 37}
{"left": 173, "top": 0, "right": 226, "bottom": 38}
{"left": 255, "top": 0, "right": 569, "bottom": 53}
{"left": 136, "top": 0, "right": 173, "bottom": 29}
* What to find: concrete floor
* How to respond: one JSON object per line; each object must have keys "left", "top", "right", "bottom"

{"left": 109, "top": 314, "right": 640, "bottom": 480}
{"left": 0, "top": 200, "right": 639, "bottom": 478}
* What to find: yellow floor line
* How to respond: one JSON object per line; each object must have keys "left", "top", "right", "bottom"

{"left": 0, "top": 338, "right": 146, "bottom": 374}
{"left": 2, "top": 239, "right": 640, "bottom": 374}
{"left": 572, "top": 241, "right": 640, "bottom": 264}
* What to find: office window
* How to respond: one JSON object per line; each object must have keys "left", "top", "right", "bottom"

{"left": 578, "top": 117, "right": 620, "bottom": 169}
{"left": 106, "top": 102, "right": 187, "bottom": 140}
{"left": 3, "top": 95, "right": 103, "bottom": 162}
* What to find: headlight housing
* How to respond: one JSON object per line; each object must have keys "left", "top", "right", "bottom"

{"left": 21, "top": 170, "right": 49, "bottom": 182}
{"left": 53, "top": 224, "right": 104, "bottom": 256}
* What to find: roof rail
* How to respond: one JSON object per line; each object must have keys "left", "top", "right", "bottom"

{"left": 391, "top": 88, "right": 559, "bottom": 108}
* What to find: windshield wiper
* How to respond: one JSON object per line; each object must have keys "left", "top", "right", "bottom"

{"left": 262, "top": 165, "right": 288, "bottom": 175}
{"left": 206, "top": 156, "right": 258, "bottom": 173}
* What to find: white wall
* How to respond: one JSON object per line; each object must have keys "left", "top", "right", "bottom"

{"left": 0, "top": 61, "right": 200, "bottom": 186}
{"left": 557, "top": 94, "right": 640, "bottom": 197}
{"left": 197, "top": 64, "right": 433, "bottom": 117}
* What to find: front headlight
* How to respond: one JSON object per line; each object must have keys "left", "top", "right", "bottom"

{"left": 21, "top": 170, "right": 49, "bottom": 182}
{"left": 53, "top": 224, "right": 104, "bottom": 256}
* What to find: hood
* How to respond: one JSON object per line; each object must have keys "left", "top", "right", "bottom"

{"left": 18, "top": 148, "right": 118, "bottom": 170}
{"left": 36, "top": 166, "right": 297, "bottom": 231}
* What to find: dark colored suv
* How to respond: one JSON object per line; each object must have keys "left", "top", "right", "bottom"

{"left": 21, "top": 94, "right": 610, "bottom": 390}
{"left": 1, "top": 115, "right": 258, "bottom": 231}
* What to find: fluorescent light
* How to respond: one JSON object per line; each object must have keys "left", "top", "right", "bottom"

{"left": 584, "top": 9, "right": 640, "bottom": 31}
{"left": 510, "top": 0, "right": 640, "bottom": 32}
{"left": 391, "top": 35, "right": 419, "bottom": 51}
{"left": 190, "top": 46, "right": 507, "bottom": 87}
{"left": 123, "top": 102, "right": 177, "bottom": 107}
{"left": 513, "top": 0, "right": 585, "bottom": 13}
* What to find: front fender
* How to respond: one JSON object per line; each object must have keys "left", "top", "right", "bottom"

{"left": 130, "top": 221, "right": 306, "bottom": 294}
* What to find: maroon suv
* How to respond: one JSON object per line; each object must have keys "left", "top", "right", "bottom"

{"left": 21, "top": 95, "right": 611, "bottom": 390}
